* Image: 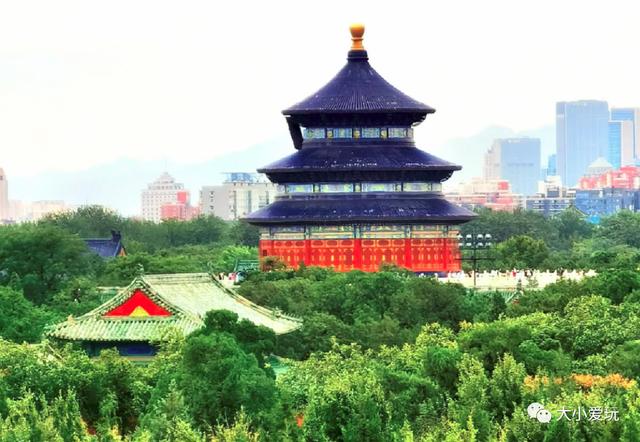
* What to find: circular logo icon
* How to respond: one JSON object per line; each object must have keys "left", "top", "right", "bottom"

{"left": 527, "top": 402, "right": 543, "bottom": 419}
{"left": 536, "top": 408, "right": 552, "bottom": 424}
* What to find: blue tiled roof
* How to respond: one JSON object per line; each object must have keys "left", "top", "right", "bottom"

{"left": 85, "top": 238, "right": 123, "bottom": 258}
{"left": 283, "top": 52, "right": 434, "bottom": 116}
{"left": 84, "top": 232, "right": 124, "bottom": 258}
{"left": 259, "top": 145, "right": 460, "bottom": 173}
{"left": 244, "top": 195, "right": 475, "bottom": 224}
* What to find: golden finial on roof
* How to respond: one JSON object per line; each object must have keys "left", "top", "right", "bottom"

{"left": 349, "top": 23, "right": 365, "bottom": 51}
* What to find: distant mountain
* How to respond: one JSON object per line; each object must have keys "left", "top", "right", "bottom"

{"left": 10, "top": 124, "right": 555, "bottom": 215}
{"left": 11, "top": 135, "right": 292, "bottom": 216}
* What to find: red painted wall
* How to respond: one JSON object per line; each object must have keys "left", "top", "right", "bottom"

{"left": 105, "top": 290, "right": 172, "bottom": 316}
{"left": 259, "top": 238, "right": 461, "bottom": 272}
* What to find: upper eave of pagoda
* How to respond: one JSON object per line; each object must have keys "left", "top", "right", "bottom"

{"left": 258, "top": 144, "right": 461, "bottom": 174}
{"left": 282, "top": 24, "right": 435, "bottom": 122}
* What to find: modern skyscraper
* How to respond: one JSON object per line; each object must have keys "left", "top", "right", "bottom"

{"left": 141, "top": 172, "right": 185, "bottom": 222}
{"left": 0, "top": 168, "right": 8, "bottom": 221}
{"left": 610, "top": 107, "right": 640, "bottom": 159}
{"left": 608, "top": 120, "right": 634, "bottom": 169}
{"left": 483, "top": 138, "right": 541, "bottom": 195}
{"left": 556, "top": 100, "right": 609, "bottom": 187}
{"left": 547, "top": 154, "right": 557, "bottom": 176}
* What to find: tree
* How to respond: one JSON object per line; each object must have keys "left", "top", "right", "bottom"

{"left": 213, "top": 245, "right": 258, "bottom": 273}
{"left": 279, "top": 344, "right": 395, "bottom": 442}
{"left": 583, "top": 270, "right": 640, "bottom": 304}
{"left": 506, "top": 279, "right": 584, "bottom": 317}
{"left": 496, "top": 235, "right": 549, "bottom": 270}
{"left": 43, "top": 206, "right": 232, "bottom": 253}
{"left": 412, "top": 323, "right": 462, "bottom": 395}
{"left": 0, "top": 392, "right": 89, "bottom": 442}
{"left": 462, "top": 208, "right": 555, "bottom": 248}
{"left": 0, "top": 287, "right": 55, "bottom": 343}
{"left": 261, "top": 256, "right": 287, "bottom": 272}
{"left": 597, "top": 210, "right": 640, "bottom": 248}
{"left": 137, "top": 382, "right": 203, "bottom": 442}
{"left": 200, "top": 310, "right": 276, "bottom": 367}
{"left": 457, "top": 312, "right": 564, "bottom": 372}
{"left": 178, "top": 333, "right": 279, "bottom": 432}
{"left": 609, "top": 341, "right": 640, "bottom": 379}
{"left": 392, "top": 278, "right": 467, "bottom": 330}
{"left": 0, "top": 224, "right": 98, "bottom": 304}
{"left": 449, "top": 354, "right": 492, "bottom": 442}
{"left": 573, "top": 238, "right": 640, "bottom": 271}
{"left": 462, "top": 291, "right": 506, "bottom": 322}
{"left": 488, "top": 354, "right": 526, "bottom": 420}
{"left": 211, "top": 409, "right": 261, "bottom": 442}
{"left": 558, "top": 295, "right": 628, "bottom": 358}
{"left": 549, "top": 209, "right": 594, "bottom": 250}
{"left": 42, "top": 205, "right": 124, "bottom": 238}
{"left": 229, "top": 221, "right": 261, "bottom": 247}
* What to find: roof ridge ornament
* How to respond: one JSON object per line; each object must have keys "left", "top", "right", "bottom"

{"left": 348, "top": 23, "right": 368, "bottom": 60}
{"left": 350, "top": 23, "right": 365, "bottom": 51}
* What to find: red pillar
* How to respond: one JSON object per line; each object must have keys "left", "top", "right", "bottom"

{"left": 442, "top": 236, "right": 449, "bottom": 271}
{"left": 354, "top": 239, "right": 363, "bottom": 270}
{"left": 404, "top": 238, "right": 412, "bottom": 270}
{"left": 304, "top": 239, "right": 312, "bottom": 266}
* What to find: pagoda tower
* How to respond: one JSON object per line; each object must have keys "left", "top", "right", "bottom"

{"left": 245, "top": 24, "right": 475, "bottom": 273}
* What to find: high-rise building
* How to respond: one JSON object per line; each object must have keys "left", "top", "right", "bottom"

{"left": 547, "top": 154, "right": 557, "bottom": 176}
{"left": 141, "top": 172, "right": 185, "bottom": 222}
{"left": 0, "top": 168, "right": 8, "bottom": 221}
{"left": 556, "top": 100, "right": 609, "bottom": 187}
{"left": 160, "top": 190, "right": 200, "bottom": 221}
{"left": 483, "top": 138, "right": 541, "bottom": 195}
{"left": 610, "top": 107, "right": 640, "bottom": 160}
{"left": 608, "top": 120, "right": 635, "bottom": 168}
{"left": 200, "top": 173, "right": 277, "bottom": 221}
{"left": 245, "top": 25, "right": 475, "bottom": 272}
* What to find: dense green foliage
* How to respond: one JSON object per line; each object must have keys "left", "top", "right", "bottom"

{"left": 2, "top": 207, "right": 640, "bottom": 439}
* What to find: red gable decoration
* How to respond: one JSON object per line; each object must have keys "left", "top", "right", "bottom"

{"left": 105, "top": 290, "right": 171, "bottom": 317}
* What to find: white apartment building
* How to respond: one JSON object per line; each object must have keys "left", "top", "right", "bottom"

{"left": 200, "top": 174, "right": 278, "bottom": 221}
{"left": 141, "top": 172, "right": 185, "bottom": 222}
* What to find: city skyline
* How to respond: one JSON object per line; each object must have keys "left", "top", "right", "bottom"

{"left": 2, "top": 1, "right": 640, "bottom": 179}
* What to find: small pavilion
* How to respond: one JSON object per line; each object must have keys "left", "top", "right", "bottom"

{"left": 46, "top": 273, "right": 301, "bottom": 361}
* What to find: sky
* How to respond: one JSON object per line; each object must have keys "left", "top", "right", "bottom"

{"left": 1, "top": 0, "right": 639, "bottom": 188}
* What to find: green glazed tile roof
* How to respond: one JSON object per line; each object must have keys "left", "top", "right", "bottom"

{"left": 46, "top": 273, "right": 301, "bottom": 342}
{"left": 48, "top": 317, "right": 201, "bottom": 342}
